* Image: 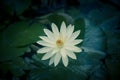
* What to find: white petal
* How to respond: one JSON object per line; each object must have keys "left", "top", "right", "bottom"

{"left": 37, "top": 47, "right": 52, "bottom": 53}
{"left": 39, "top": 36, "right": 53, "bottom": 44}
{"left": 60, "top": 21, "right": 66, "bottom": 38}
{"left": 37, "top": 41, "right": 54, "bottom": 47}
{"left": 65, "top": 46, "right": 82, "bottom": 52}
{"left": 51, "top": 23, "right": 59, "bottom": 39}
{"left": 54, "top": 52, "right": 61, "bottom": 66}
{"left": 69, "top": 30, "right": 81, "bottom": 41}
{"left": 60, "top": 49, "right": 68, "bottom": 67}
{"left": 49, "top": 49, "right": 59, "bottom": 65}
{"left": 65, "top": 39, "right": 83, "bottom": 46}
{"left": 41, "top": 51, "right": 55, "bottom": 60}
{"left": 71, "top": 39, "right": 83, "bottom": 45}
{"left": 49, "top": 55, "right": 55, "bottom": 65}
{"left": 66, "top": 50, "right": 77, "bottom": 59}
{"left": 66, "top": 25, "right": 74, "bottom": 39}
{"left": 44, "top": 29, "right": 55, "bottom": 41}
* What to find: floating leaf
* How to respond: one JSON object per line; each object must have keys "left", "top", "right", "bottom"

{"left": 47, "top": 13, "right": 67, "bottom": 26}
{"left": 3, "top": 21, "right": 45, "bottom": 47}
{"left": 67, "top": 8, "right": 81, "bottom": 19}
{"left": 0, "top": 31, "right": 26, "bottom": 61}
{"left": 47, "top": 13, "right": 74, "bottom": 27}
{"left": 0, "top": 45, "right": 27, "bottom": 61}
{"left": 74, "top": 18, "right": 85, "bottom": 39}
{"left": 0, "top": 21, "right": 45, "bottom": 61}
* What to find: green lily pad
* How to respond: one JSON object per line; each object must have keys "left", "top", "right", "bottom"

{"left": 47, "top": 13, "right": 73, "bottom": 27}
{"left": 0, "top": 45, "right": 27, "bottom": 62}
{"left": 3, "top": 21, "right": 45, "bottom": 47}
{"left": 74, "top": 18, "right": 85, "bottom": 39}
{"left": 0, "top": 21, "right": 45, "bottom": 61}
{"left": 66, "top": 8, "right": 81, "bottom": 19}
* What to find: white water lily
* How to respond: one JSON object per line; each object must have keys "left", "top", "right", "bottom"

{"left": 37, "top": 21, "right": 83, "bottom": 67}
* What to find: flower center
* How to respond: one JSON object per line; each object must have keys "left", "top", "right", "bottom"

{"left": 56, "top": 39, "right": 64, "bottom": 47}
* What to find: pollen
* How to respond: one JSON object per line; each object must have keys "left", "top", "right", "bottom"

{"left": 56, "top": 39, "right": 64, "bottom": 47}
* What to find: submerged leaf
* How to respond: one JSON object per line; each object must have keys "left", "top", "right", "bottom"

{"left": 82, "top": 19, "right": 106, "bottom": 53}
{"left": 0, "top": 57, "right": 29, "bottom": 77}
{"left": 100, "top": 15, "right": 120, "bottom": 80}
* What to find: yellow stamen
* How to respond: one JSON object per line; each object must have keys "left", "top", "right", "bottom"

{"left": 56, "top": 39, "right": 63, "bottom": 47}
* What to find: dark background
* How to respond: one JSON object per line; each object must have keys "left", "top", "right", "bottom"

{"left": 0, "top": 0, "right": 120, "bottom": 80}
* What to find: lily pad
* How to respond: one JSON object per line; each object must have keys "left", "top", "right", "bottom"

{"left": 0, "top": 21, "right": 45, "bottom": 61}
{"left": 3, "top": 21, "right": 45, "bottom": 47}
{"left": 74, "top": 18, "right": 85, "bottom": 39}
{"left": 47, "top": 13, "right": 73, "bottom": 27}
{"left": 0, "top": 45, "right": 27, "bottom": 61}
